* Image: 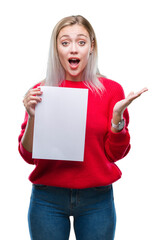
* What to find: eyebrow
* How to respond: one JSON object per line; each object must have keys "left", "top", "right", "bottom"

{"left": 59, "top": 34, "right": 88, "bottom": 39}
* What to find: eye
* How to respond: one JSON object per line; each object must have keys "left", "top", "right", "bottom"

{"left": 78, "top": 40, "right": 86, "bottom": 46}
{"left": 62, "top": 41, "right": 69, "bottom": 46}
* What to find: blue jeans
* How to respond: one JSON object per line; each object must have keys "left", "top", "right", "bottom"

{"left": 28, "top": 184, "right": 116, "bottom": 240}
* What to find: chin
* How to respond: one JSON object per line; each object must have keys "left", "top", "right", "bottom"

{"left": 68, "top": 72, "right": 82, "bottom": 80}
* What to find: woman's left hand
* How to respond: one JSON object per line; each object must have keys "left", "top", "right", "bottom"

{"left": 113, "top": 87, "right": 148, "bottom": 118}
{"left": 111, "top": 87, "right": 148, "bottom": 133}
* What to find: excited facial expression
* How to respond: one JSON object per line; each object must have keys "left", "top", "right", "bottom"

{"left": 57, "top": 24, "right": 93, "bottom": 81}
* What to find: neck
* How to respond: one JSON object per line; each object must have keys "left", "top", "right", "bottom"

{"left": 65, "top": 73, "right": 83, "bottom": 82}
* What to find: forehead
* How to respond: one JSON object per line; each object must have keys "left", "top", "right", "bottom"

{"left": 58, "top": 24, "right": 90, "bottom": 39}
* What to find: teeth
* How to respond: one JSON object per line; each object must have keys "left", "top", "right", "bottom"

{"left": 69, "top": 59, "right": 80, "bottom": 64}
{"left": 69, "top": 59, "right": 79, "bottom": 61}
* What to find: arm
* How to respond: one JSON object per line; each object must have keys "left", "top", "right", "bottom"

{"left": 18, "top": 86, "right": 42, "bottom": 163}
{"left": 21, "top": 116, "right": 35, "bottom": 152}
{"left": 105, "top": 108, "right": 131, "bottom": 162}
{"left": 105, "top": 85, "right": 148, "bottom": 162}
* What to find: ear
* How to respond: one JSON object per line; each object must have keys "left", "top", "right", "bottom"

{"left": 90, "top": 40, "right": 94, "bottom": 54}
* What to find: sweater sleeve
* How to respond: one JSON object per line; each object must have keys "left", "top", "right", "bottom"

{"left": 18, "top": 111, "right": 34, "bottom": 164}
{"left": 104, "top": 82, "right": 131, "bottom": 162}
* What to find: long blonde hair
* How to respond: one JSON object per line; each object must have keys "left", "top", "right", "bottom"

{"left": 45, "top": 15, "right": 105, "bottom": 93}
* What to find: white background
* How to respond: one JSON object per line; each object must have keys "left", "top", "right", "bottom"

{"left": 0, "top": 0, "right": 165, "bottom": 239}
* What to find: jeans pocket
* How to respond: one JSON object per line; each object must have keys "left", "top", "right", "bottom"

{"left": 94, "top": 184, "right": 112, "bottom": 192}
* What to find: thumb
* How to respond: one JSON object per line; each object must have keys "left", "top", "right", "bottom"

{"left": 127, "top": 91, "right": 134, "bottom": 98}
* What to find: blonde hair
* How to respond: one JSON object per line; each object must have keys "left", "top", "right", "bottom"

{"left": 45, "top": 15, "right": 105, "bottom": 93}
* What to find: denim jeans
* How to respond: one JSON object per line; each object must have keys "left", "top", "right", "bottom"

{"left": 28, "top": 184, "right": 116, "bottom": 240}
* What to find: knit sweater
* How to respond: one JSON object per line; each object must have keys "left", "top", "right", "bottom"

{"left": 18, "top": 77, "right": 131, "bottom": 189}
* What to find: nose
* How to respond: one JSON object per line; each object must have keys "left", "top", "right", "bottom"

{"left": 70, "top": 43, "right": 78, "bottom": 54}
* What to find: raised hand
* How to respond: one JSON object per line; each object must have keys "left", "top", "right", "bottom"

{"left": 113, "top": 87, "right": 148, "bottom": 117}
{"left": 23, "top": 87, "right": 43, "bottom": 118}
{"left": 111, "top": 87, "right": 148, "bottom": 132}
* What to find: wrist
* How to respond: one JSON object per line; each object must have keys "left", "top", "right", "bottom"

{"left": 111, "top": 119, "right": 125, "bottom": 133}
{"left": 112, "top": 112, "right": 123, "bottom": 125}
{"left": 28, "top": 115, "right": 35, "bottom": 122}
{"left": 111, "top": 113, "right": 125, "bottom": 132}
{"left": 27, "top": 116, "right": 35, "bottom": 129}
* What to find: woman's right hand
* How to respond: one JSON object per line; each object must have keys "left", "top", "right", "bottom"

{"left": 23, "top": 87, "right": 43, "bottom": 118}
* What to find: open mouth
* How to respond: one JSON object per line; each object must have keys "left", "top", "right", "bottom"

{"left": 68, "top": 58, "right": 80, "bottom": 67}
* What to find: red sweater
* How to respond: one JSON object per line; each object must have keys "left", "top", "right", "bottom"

{"left": 18, "top": 78, "right": 131, "bottom": 189}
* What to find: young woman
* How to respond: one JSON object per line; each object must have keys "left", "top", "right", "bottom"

{"left": 18, "top": 15, "right": 147, "bottom": 240}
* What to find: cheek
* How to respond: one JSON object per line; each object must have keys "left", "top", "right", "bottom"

{"left": 58, "top": 44, "right": 66, "bottom": 56}
{"left": 57, "top": 48, "right": 67, "bottom": 67}
{"left": 82, "top": 51, "right": 91, "bottom": 64}
{"left": 58, "top": 47, "right": 64, "bottom": 59}
{"left": 81, "top": 46, "right": 91, "bottom": 59}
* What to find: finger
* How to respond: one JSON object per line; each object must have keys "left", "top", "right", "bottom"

{"left": 29, "top": 88, "right": 43, "bottom": 96}
{"left": 28, "top": 95, "right": 42, "bottom": 102}
{"left": 140, "top": 87, "right": 148, "bottom": 94}
{"left": 127, "top": 91, "right": 134, "bottom": 98}
{"left": 23, "top": 96, "right": 42, "bottom": 106}
{"left": 127, "top": 87, "right": 148, "bottom": 101}
{"left": 135, "top": 87, "right": 148, "bottom": 98}
{"left": 28, "top": 100, "right": 38, "bottom": 105}
{"left": 24, "top": 94, "right": 42, "bottom": 102}
{"left": 26, "top": 100, "right": 41, "bottom": 109}
{"left": 25, "top": 88, "right": 43, "bottom": 98}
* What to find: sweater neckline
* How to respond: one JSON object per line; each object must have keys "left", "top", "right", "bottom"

{"left": 61, "top": 79, "right": 87, "bottom": 88}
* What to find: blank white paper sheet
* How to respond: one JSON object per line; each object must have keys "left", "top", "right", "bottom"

{"left": 32, "top": 86, "right": 88, "bottom": 161}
